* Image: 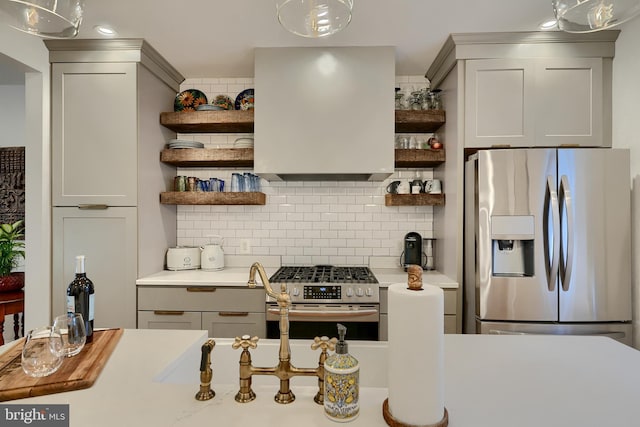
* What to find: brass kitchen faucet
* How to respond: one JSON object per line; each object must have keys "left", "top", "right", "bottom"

{"left": 234, "top": 262, "right": 336, "bottom": 404}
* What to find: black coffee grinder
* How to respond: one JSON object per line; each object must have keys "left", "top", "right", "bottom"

{"left": 402, "top": 232, "right": 423, "bottom": 271}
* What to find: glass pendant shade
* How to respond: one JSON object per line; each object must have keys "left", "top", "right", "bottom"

{"left": 0, "top": 0, "right": 84, "bottom": 38}
{"left": 277, "top": 0, "right": 353, "bottom": 38}
{"left": 553, "top": 0, "right": 640, "bottom": 32}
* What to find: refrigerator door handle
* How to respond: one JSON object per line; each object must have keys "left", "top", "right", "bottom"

{"left": 559, "top": 175, "right": 574, "bottom": 292}
{"left": 545, "top": 175, "right": 561, "bottom": 292}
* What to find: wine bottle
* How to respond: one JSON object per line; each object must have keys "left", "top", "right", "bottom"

{"left": 66, "top": 255, "right": 95, "bottom": 343}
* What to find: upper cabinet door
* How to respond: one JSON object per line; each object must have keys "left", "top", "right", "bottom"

{"left": 535, "top": 57, "right": 604, "bottom": 147}
{"left": 465, "top": 59, "right": 536, "bottom": 148}
{"left": 465, "top": 57, "right": 606, "bottom": 148}
{"left": 52, "top": 62, "right": 138, "bottom": 206}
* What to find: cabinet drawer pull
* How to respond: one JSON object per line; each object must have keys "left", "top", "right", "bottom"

{"left": 153, "top": 310, "right": 185, "bottom": 315}
{"left": 78, "top": 204, "right": 109, "bottom": 210}
{"left": 186, "top": 287, "right": 217, "bottom": 292}
{"left": 218, "top": 312, "right": 249, "bottom": 317}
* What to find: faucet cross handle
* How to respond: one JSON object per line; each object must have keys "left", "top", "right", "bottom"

{"left": 311, "top": 336, "right": 337, "bottom": 352}
{"left": 232, "top": 335, "right": 259, "bottom": 350}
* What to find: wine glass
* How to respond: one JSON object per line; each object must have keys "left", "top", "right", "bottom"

{"left": 21, "top": 326, "right": 64, "bottom": 377}
{"left": 53, "top": 313, "right": 87, "bottom": 357}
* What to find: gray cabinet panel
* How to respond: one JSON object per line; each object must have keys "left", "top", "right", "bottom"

{"left": 137, "top": 287, "right": 265, "bottom": 312}
{"left": 465, "top": 58, "right": 605, "bottom": 148}
{"left": 535, "top": 58, "right": 603, "bottom": 146}
{"left": 52, "top": 207, "right": 137, "bottom": 328}
{"left": 465, "top": 59, "right": 535, "bottom": 147}
{"left": 52, "top": 62, "right": 138, "bottom": 206}
{"left": 137, "top": 286, "right": 266, "bottom": 338}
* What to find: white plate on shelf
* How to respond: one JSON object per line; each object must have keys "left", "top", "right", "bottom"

{"left": 233, "top": 137, "right": 254, "bottom": 148}
{"left": 168, "top": 140, "right": 204, "bottom": 149}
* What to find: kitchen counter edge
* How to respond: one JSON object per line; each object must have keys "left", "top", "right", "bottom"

{"left": 136, "top": 267, "right": 458, "bottom": 289}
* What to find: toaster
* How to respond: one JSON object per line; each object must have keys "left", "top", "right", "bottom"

{"left": 166, "top": 247, "right": 201, "bottom": 270}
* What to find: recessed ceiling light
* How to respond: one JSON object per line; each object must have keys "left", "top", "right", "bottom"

{"left": 94, "top": 25, "right": 117, "bottom": 37}
{"left": 539, "top": 19, "right": 558, "bottom": 30}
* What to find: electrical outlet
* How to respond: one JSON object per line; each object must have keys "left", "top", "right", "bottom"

{"left": 239, "top": 239, "right": 251, "bottom": 254}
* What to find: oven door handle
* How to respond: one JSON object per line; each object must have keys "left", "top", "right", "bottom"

{"left": 267, "top": 308, "right": 379, "bottom": 318}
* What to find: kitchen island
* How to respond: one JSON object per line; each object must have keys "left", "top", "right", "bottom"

{"left": 2, "top": 329, "right": 640, "bottom": 426}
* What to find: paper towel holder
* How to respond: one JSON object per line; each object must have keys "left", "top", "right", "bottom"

{"left": 382, "top": 400, "right": 449, "bottom": 427}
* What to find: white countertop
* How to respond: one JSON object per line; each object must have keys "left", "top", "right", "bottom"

{"left": 3, "top": 330, "right": 640, "bottom": 426}
{"left": 136, "top": 268, "right": 458, "bottom": 289}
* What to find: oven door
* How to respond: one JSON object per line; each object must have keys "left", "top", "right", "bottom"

{"left": 266, "top": 303, "right": 380, "bottom": 340}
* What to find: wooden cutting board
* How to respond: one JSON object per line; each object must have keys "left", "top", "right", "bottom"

{"left": 0, "top": 328, "right": 123, "bottom": 401}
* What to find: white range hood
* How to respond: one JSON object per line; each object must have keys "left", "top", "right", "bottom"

{"left": 254, "top": 46, "right": 395, "bottom": 181}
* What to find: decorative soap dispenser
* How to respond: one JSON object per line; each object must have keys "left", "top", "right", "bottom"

{"left": 324, "top": 323, "right": 360, "bottom": 422}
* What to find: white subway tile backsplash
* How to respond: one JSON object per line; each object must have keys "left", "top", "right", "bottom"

{"left": 176, "top": 76, "right": 436, "bottom": 264}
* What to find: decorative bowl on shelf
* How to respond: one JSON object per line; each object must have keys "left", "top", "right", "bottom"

{"left": 213, "top": 95, "right": 235, "bottom": 110}
{"left": 174, "top": 89, "right": 208, "bottom": 112}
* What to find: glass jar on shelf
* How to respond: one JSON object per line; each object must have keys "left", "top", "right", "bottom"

{"left": 426, "top": 89, "right": 443, "bottom": 110}
{"left": 395, "top": 88, "right": 404, "bottom": 110}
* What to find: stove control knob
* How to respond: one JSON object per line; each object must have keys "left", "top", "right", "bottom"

{"left": 356, "top": 287, "right": 364, "bottom": 297}
{"left": 346, "top": 287, "right": 354, "bottom": 297}
{"left": 292, "top": 287, "right": 300, "bottom": 297}
{"left": 365, "top": 287, "right": 373, "bottom": 297}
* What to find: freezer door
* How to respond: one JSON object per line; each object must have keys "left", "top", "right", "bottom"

{"left": 557, "top": 149, "right": 632, "bottom": 322}
{"left": 477, "top": 150, "right": 558, "bottom": 321}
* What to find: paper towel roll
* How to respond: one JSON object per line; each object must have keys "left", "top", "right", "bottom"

{"left": 387, "top": 282, "right": 445, "bottom": 426}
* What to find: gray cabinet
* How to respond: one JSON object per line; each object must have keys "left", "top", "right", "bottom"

{"left": 51, "top": 62, "right": 138, "bottom": 206}
{"left": 378, "top": 287, "right": 457, "bottom": 340}
{"left": 465, "top": 57, "right": 605, "bottom": 148}
{"left": 137, "top": 286, "right": 266, "bottom": 338}
{"left": 52, "top": 207, "right": 137, "bottom": 328}
{"left": 47, "top": 39, "right": 184, "bottom": 328}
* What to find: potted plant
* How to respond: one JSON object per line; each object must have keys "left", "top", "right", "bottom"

{"left": 0, "top": 220, "right": 25, "bottom": 292}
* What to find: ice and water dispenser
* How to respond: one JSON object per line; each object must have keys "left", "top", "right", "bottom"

{"left": 491, "top": 215, "right": 534, "bottom": 277}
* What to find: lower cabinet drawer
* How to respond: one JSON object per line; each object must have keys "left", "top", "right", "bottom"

{"left": 202, "top": 312, "right": 266, "bottom": 338}
{"left": 138, "top": 310, "right": 202, "bottom": 330}
{"left": 137, "top": 286, "right": 265, "bottom": 312}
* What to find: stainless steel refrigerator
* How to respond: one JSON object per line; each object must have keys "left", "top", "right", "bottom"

{"left": 464, "top": 148, "right": 632, "bottom": 345}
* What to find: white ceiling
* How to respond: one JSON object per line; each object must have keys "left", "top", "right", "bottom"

{"left": 76, "top": 0, "right": 557, "bottom": 78}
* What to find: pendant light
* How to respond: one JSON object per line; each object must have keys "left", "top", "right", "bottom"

{"left": 0, "top": 0, "right": 84, "bottom": 38}
{"left": 277, "top": 0, "right": 353, "bottom": 38}
{"left": 553, "top": 0, "right": 640, "bottom": 32}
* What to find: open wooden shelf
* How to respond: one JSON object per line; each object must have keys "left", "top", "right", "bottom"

{"left": 160, "top": 148, "right": 253, "bottom": 167}
{"left": 159, "top": 109, "right": 444, "bottom": 134}
{"left": 395, "top": 149, "right": 445, "bottom": 167}
{"left": 160, "top": 110, "right": 254, "bottom": 133}
{"left": 160, "top": 192, "right": 266, "bottom": 205}
{"left": 395, "top": 110, "right": 445, "bottom": 133}
{"left": 384, "top": 193, "right": 445, "bottom": 207}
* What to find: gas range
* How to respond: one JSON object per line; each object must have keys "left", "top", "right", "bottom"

{"left": 267, "top": 265, "right": 379, "bottom": 304}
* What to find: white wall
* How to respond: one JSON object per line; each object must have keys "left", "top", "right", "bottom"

{"left": 0, "top": 85, "right": 25, "bottom": 142}
{"left": 612, "top": 18, "right": 640, "bottom": 348}
{"left": 0, "top": 26, "right": 51, "bottom": 338}
{"left": 176, "top": 76, "right": 438, "bottom": 269}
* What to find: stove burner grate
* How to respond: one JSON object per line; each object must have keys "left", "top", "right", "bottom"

{"left": 270, "top": 265, "right": 378, "bottom": 284}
